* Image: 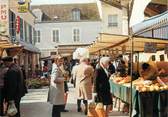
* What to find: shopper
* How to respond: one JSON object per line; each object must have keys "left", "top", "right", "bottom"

{"left": 75, "top": 57, "right": 94, "bottom": 115}
{"left": 3, "top": 56, "right": 26, "bottom": 117}
{"left": 48, "top": 55, "right": 65, "bottom": 117}
{"left": 94, "top": 57, "right": 112, "bottom": 117}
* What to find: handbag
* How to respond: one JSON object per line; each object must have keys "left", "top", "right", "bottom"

{"left": 7, "top": 100, "right": 18, "bottom": 116}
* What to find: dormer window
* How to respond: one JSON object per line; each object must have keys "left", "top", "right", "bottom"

{"left": 72, "top": 8, "right": 81, "bottom": 21}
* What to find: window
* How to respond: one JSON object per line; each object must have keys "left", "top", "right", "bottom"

{"left": 20, "top": 18, "right": 24, "bottom": 41}
{"left": 73, "top": 28, "right": 80, "bottom": 42}
{"left": 50, "top": 52, "right": 57, "bottom": 55}
{"left": 151, "top": 55, "right": 156, "bottom": 61}
{"left": 108, "top": 15, "right": 118, "bottom": 27}
{"left": 34, "top": 30, "right": 40, "bottom": 43}
{"left": 9, "top": 10, "right": 16, "bottom": 41}
{"left": 24, "top": 21, "right": 27, "bottom": 42}
{"left": 52, "top": 29, "right": 59, "bottom": 43}
{"left": 160, "top": 55, "right": 164, "bottom": 61}
{"left": 72, "top": 8, "right": 80, "bottom": 21}
{"left": 29, "top": 25, "right": 32, "bottom": 44}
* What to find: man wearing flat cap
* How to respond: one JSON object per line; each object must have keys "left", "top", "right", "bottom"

{"left": 2, "top": 56, "right": 26, "bottom": 117}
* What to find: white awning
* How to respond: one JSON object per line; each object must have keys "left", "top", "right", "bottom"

{"left": 132, "top": 11, "right": 168, "bottom": 34}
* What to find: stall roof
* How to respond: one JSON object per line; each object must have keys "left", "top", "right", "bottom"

{"left": 88, "top": 33, "right": 168, "bottom": 54}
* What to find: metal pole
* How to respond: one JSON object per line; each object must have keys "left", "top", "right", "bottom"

{"left": 129, "top": 35, "right": 133, "bottom": 117}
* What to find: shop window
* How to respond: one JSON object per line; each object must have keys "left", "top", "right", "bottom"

{"left": 160, "top": 55, "right": 164, "bottom": 61}
{"left": 108, "top": 15, "right": 118, "bottom": 27}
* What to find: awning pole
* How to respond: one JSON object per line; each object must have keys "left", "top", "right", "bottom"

{"left": 129, "top": 35, "right": 134, "bottom": 117}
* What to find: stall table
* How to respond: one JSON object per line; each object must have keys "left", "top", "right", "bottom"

{"left": 109, "top": 80, "right": 168, "bottom": 117}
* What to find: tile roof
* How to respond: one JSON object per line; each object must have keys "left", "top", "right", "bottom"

{"left": 31, "top": 3, "right": 100, "bottom": 22}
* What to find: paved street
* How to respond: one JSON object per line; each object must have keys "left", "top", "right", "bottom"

{"left": 20, "top": 84, "right": 129, "bottom": 117}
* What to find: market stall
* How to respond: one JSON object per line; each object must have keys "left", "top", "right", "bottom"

{"left": 87, "top": 32, "right": 168, "bottom": 117}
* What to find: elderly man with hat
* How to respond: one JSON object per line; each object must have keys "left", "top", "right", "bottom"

{"left": 2, "top": 56, "right": 26, "bottom": 117}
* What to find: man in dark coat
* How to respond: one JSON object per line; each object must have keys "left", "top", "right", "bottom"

{"left": 2, "top": 56, "right": 26, "bottom": 117}
{"left": 94, "top": 57, "right": 112, "bottom": 117}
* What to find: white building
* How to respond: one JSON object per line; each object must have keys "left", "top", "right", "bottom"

{"left": 31, "top": 1, "right": 129, "bottom": 58}
{"left": 31, "top": 3, "right": 101, "bottom": 57}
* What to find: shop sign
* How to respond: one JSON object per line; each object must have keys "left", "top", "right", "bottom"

{"left": 0, "top": 0, "right": 9, "bottom": 35}
{"left": 144, "top": 42, "right": 157, "bottom": 53}
{"left": 18, "top": 0, "right": 29, "bottom": 13}
{"left": 16, "top": 16, "right": 20, "bottom": 34}
{"left": 164, "top": 44, "right": 168, "bottom": 54}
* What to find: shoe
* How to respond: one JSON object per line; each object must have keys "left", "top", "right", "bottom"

{"left": 62, "top": 109, "right": 69, "bottom": 112}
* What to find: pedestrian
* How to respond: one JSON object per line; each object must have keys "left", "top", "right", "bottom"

{"left": 94, "top": 57, "right": 112, "bottom": 117}
{"left": 2, "top": 56, "right": 26, "bottom": 117}
{"left": 0, "top": 58, "right": 8, "bottom": 116}
{"left": 71, "top": 60, "right": 79, "bottom": 88}
{"left": 47, "top": 55, "right": 65, "bottom": 117}
{"left": 75, "top": 57, "right": 94, "bottom": 115}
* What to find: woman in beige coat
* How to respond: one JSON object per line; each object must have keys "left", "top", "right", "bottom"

{"left": 75, "top": 57, "right": 94, "bottom": 115}
{"left": 48, "top": 55, "right": 65, "bottom": 117}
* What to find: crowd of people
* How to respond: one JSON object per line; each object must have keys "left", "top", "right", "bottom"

{"left": 1, "top": 54, "right": 162, "bottom": 117}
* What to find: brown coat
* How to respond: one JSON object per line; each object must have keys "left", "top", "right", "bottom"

{"left": 75, "top": 63, "right": 94, "bottom": 100}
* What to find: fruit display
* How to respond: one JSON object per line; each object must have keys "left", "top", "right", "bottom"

{"left": 111, "top": 76, "right": 131, "bottom": 84}
{"left": 135, "top": 84, "right": 168, "bottom": 92}
{"left": 132, "top": 77, "right": 168, "bottom": 92}
{"left": 26, "top": 78, "right": 50, "bottom": 89}
{"left": 111, "top": 75, "right": 168, "bottom": 92}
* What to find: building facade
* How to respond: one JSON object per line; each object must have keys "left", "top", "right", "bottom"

{"left": 31, "top": 3, "right": 101, "bottom": 57}
{"left": 1, "top": 0, "right": 40, "bottom": 78}
{"left": 31, "top": 1, "right": 129, "bottom": 58}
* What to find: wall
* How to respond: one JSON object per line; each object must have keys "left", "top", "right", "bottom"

{"left": 100, "top": 2, "right": 124, "bottom": 34}
{"left": 35, "top": 21, "right": 101, "bottom": 57}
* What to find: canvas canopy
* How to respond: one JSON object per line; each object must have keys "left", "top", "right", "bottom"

{"left": 0, "top": 36, "right": 23, "bottom": 57}
{"left": 88, "top": 33, "right": 168, "bottom": 54}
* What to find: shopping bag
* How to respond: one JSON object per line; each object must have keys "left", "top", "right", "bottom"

{"left": 95, "top": 103, "right": 105, "bottom": 117}
{"left": 7, "top": 100, "right": 18, "bottom": 116}
{"left": 87, "top": 102, "right": 98, "bottom": 117}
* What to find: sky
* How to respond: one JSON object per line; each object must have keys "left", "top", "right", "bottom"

{"left": 31, "top": 0, "right": 96, "bottom": 5}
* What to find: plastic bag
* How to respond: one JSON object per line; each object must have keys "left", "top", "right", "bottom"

{"left": 7, "top": 100, "right": 18, "bottom": 116}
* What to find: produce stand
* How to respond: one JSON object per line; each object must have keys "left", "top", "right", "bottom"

{"left": 109, "top": 80, "right": 168, "bottom": 117}
{"left": 88, "top": 33, "right": 168, "bottom": 117}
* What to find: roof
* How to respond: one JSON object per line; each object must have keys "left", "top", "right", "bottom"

{"left": 31, "top": 3, "right": 100, "bottom": 22}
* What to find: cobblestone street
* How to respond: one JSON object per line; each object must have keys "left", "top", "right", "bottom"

{"left": 20, "top": 84, "right": 129, "bottom": 117}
